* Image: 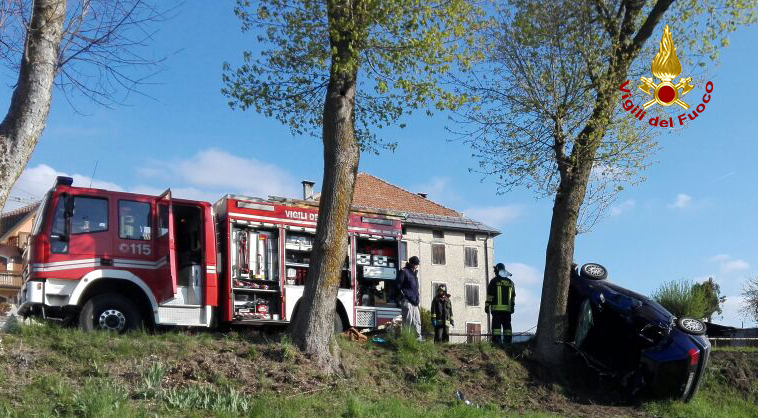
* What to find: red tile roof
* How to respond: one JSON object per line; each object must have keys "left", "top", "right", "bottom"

{"left": 352, "top": 173, "right": 461, "bottom": 217}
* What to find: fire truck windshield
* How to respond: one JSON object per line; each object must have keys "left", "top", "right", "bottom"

{"left": 30, "top": 191, "right": 51, "bottom": 235}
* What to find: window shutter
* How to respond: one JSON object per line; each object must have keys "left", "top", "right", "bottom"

{"left": 432, "top": 244, "right": 446, "bottom": 265}
{"left": 464, "top": 247, "right": 478, "bottom": 268}
{"left": 465, "top": 284, "right": 480, "bottom": 306}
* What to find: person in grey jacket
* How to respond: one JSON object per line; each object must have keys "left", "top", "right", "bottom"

{"left": 396, "top": 256, "right": 422, "bottom": 340}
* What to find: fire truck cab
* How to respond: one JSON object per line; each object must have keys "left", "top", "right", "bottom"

{"left": 17, "top": 177, "right": 404, "bottom": 333}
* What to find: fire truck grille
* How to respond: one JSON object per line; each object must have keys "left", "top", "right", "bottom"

{"left": 356, "top": 310, "right": 376, "bottom": 328}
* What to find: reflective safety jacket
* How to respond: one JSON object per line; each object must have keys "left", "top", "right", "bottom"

{"left": 486, "top": 277, "right": 515, "bottom": 314}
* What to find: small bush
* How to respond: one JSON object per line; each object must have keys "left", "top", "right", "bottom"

{"left": 136, "top": 360, "right": 167, "bottom": 399}
{"left": 652, "top": 280, "right": 709, "bottom": 319}
{"left": 419, "top": 307, "right": 435, "bottom": 337}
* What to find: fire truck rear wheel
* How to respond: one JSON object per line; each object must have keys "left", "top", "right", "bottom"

{"left": 79, "top": 293, "right": 143, "bottom": 333}
{"left": 334, "top": 313, "right": 344, "bottom": 334}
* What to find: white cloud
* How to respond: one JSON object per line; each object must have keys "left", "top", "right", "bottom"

{"left": 667, "top": 193, "right": 692, "bottom": 208}
{"left": 462, "top": 205, "right": 523, "bottom": 228}
{"left": 139, "top": 148, "right": 300, "bottom": 199}
{"left": 504, "top": 262, "right": 541, "bottom": 285}
{"left": 3, "top": 148, "right": 303, "bottom": 213}
{"left": 610, "top": 199, "right": 636, "bottom": 217}
{"left": 412, "top": 176, "right": 461, "bottom": 205}
{"left": 719, "top": 295, "right": 756, "bottom": 328}
{"left": 709, "top": 254, "right": 750, "bottom": 274}
{"left": 2, "top": 164, "right": 123, "bottom": 212}
{"left": 502, "top": 262, "right": 543, "bottom": 333}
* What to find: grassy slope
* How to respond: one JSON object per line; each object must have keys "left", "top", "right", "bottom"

{"left": 0, "top": 324, "right": 755, "bottom": 418}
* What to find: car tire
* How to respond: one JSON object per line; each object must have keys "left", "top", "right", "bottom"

{"left": 79, "top": 293, "right": 143, "bottom": 333}
{"left": 580, "top": 263, "right": 608, "bottom": 280}
{"left": 676, "top": 317, "right": 706, "bottom": 335}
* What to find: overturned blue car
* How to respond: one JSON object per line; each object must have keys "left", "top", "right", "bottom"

{"left": 566, "top": 263, "right": 710, "bottom": 402}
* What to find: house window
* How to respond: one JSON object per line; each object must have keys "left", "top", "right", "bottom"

{"left": 399, "top": 241, "right": 408, "bottom": 262}
{"left": 71, "top": 197, "right": 108, "bottom": 234}
{"left": 465, "top": 283, "right": 480, "bottom": 306}
{"left": 466, "top": 322, "right": 482, "bottom": 343}
{"left": 431, "top": 281, "right": 447, "bottom": 300}
{"left": 432, "top": 244, "right": 446, "bottom": 265}
{"left": 464, "top": 247, "right": 478, "bottom": 268}
{"left": 465, "top": 233, "right": 476, "bottom": 241}
{"left": 119, "top": 200, "right": 152, "bottom": 240}
{"left": 432, "top": 230, "right": 444, "bottom": 239}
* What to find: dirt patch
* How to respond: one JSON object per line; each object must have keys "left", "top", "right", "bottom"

{"left": 709, "top": 351, "right": 758, "bottom": 400}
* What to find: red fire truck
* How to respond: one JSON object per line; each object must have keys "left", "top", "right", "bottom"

{"left": 17, "top": 176, "right": 405, "bottom": 332}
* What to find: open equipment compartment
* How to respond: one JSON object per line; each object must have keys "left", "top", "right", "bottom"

{"left": 230, "top": 223, "right": 281, "bottom": 321}
{"left": 284, "top": 228, "right": 351, "bottom": 288}
{"left": 355, "top": 235, "right": 399, "bottom": 309}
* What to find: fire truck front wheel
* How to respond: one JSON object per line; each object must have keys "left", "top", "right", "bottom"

{"left": 79, "top": 293, "right": 144, "bottom": 333}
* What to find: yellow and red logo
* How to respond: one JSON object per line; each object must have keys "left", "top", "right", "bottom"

{"left": 618, "top": 25, "right": 713, "bottom": 128}
{"left": 638, "top": 25, "right": 694, "bottom": 109}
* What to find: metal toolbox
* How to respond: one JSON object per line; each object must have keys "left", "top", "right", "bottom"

{"left": 372, "top": 255, "right": 388, "bottom": 266}
{"left": 362, "top": 265, "right": 396, "bottom": 280}
{"left": 356, "top": 253, "right": 372, "bottom": 265}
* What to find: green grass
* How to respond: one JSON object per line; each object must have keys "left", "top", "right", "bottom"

{"left": 644, "top": 358, "right": 758, "bottom": 418}
{"left": 2, "top": 322, "right": 756, "bottom": 418}
{"left": 645, "top": 387, "right": 758, "bottom": 418}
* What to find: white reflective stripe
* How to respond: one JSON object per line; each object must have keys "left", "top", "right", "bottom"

{"left": 229, "top": 212, "right": 317, "bottom": 226}
{"left": 32, "top": 260, "right": 101, "bottom": 272}
{"left": 32, "top": 258, "right": 99, "bottom": 268}
{"left": 32, "top": 257, "right": 170, "bottom": 272}
{"left": 112, "top": 258, "right": 157, "bottom": 266}
{"left": 114, "top": 258, "right": 167, "bottom": 270}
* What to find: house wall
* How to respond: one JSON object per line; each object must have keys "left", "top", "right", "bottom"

{"left": 403, "top": 226, "right": 496, "bottom": 342}
{"left": 0, "top": 215, "right": 34, "bottom": 246}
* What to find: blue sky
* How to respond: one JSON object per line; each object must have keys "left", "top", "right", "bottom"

{"left": 2, "top": 3, "right": 757, "bottom": 331}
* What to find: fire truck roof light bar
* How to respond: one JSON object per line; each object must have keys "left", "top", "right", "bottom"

{"left": 56, "top": 176, "right": 74, "bottom": 187}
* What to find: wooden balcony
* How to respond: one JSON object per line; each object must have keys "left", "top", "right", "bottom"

{"left": 0, "top": 272, "right": 22, "bottom": 289}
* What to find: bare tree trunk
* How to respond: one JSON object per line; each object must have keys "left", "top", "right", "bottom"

{"left": 290, "top": 0, "right": 359, "bottom": 372}
{"left": 0, "top": 0, "right": 66, "bottom": 209}
{"left": 533, "top": 88, "right": 612, "bottom": 366}
{"left": 533, "top": 168, "right": 591, "bottom": 365}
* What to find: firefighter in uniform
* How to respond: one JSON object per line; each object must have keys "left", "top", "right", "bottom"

{"left": 430, "top": 284, "right": 454, "bottom": 343}
{"left": 486, "top": 263, "right": 515, "bottom": 344}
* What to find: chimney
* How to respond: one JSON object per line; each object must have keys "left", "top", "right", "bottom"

{"left": 417, "top": 193, "right": 428, "bottom": 198}
{"left": 302, "top": 180, "right": 315, "bottom": 200}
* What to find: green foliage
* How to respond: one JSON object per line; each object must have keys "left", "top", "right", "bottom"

{"left": 692, "top": 277, "right": 726, "bottom": 322}
{"left": 0, "top": 376, "right": 143, "bottom": 418}
{"left": 418, "top": 306, "right": 435, "bottom": 336}
{"left": 222, "top": 0, "right": 485, "bottom": 153}
{"left": 136, "top": 360, "right": 167, "bottom": 399}
{"left": 453, "top": 0, "right": 757, "bottom": 230}
{"left": 652, "top": 280, "right": 709, "bottom": 319}
{"left": 162, "top": 385, "right": 252, "bottom": 415}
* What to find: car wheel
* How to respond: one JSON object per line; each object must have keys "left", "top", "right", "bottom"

{"left": 79, "top": 293, "right": 143, "bottom": 333}
{"left": 676, "top": 317, "right": 706, "bottom": 335}
{"left": 580, "top": 263, "right": 608, "bottom": 280}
